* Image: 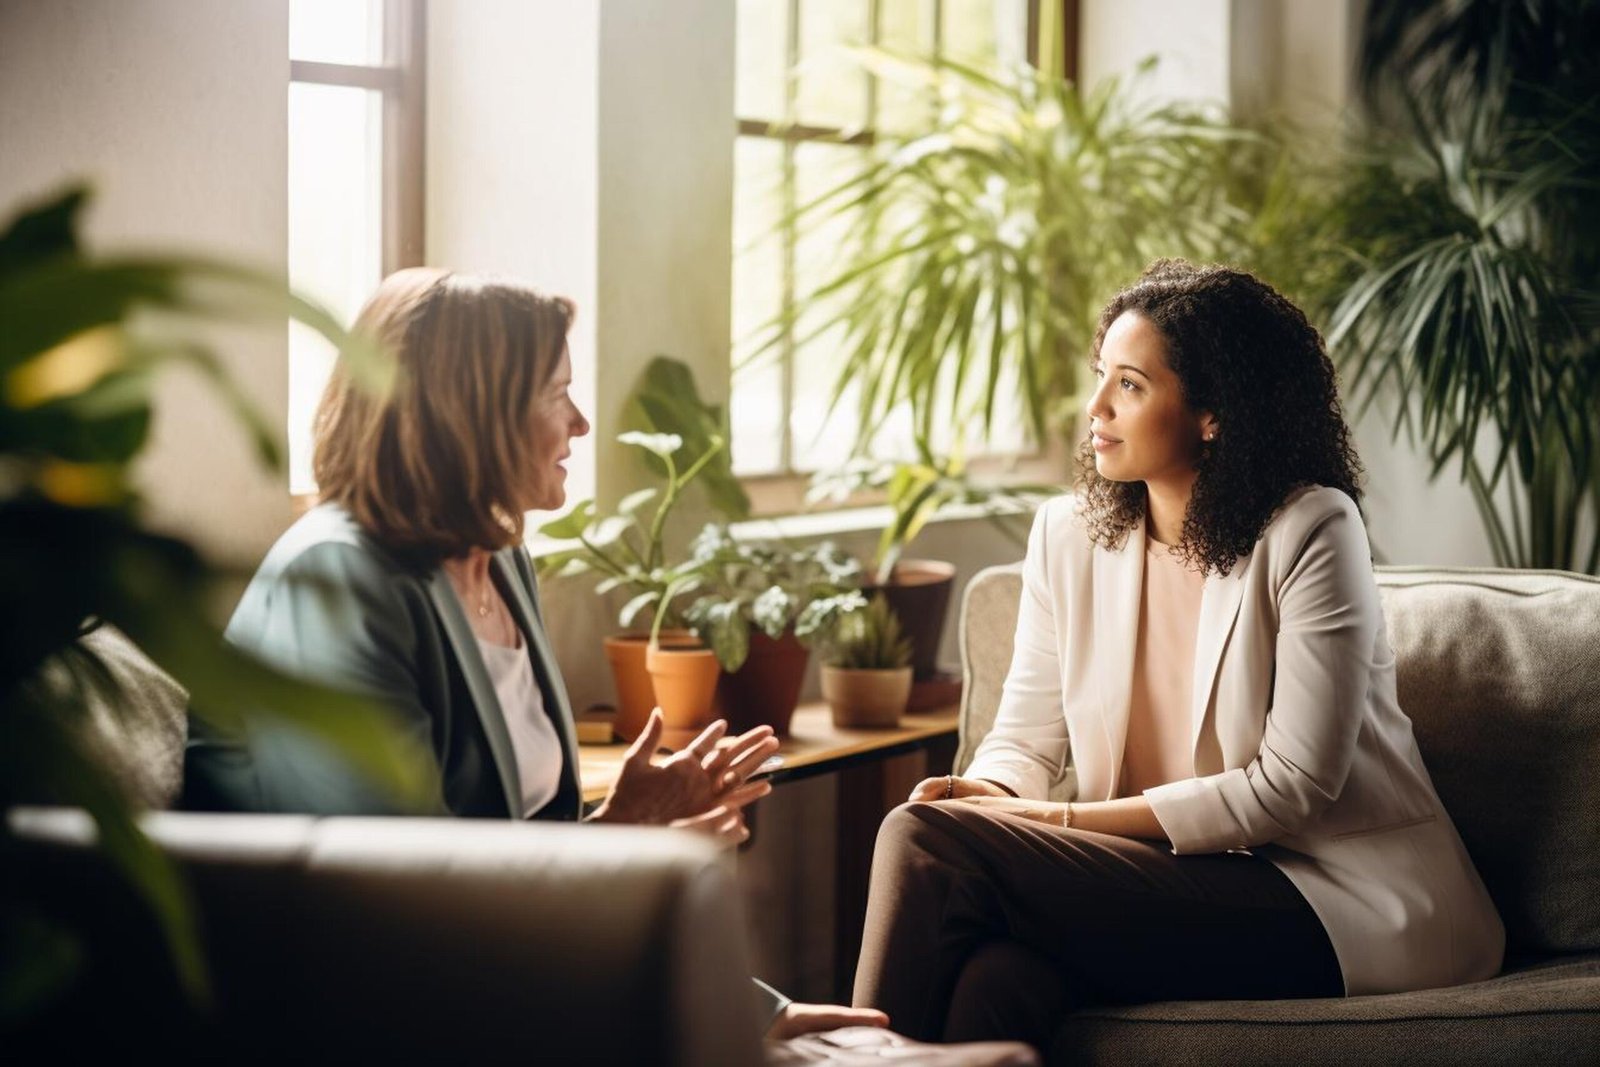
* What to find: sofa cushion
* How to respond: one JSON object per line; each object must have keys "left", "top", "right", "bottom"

{"left": 1050, "top": 954, "right": 1600, "bottom": 1065}
{"left": 1377, "top": 568, "right": 1600, "bottom": 957}
{"left": 33, "top": 624, "right": 187, "bottom": 809}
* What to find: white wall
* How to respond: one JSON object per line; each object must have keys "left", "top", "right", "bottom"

{"left": 0, "top": 0, "right": 292, "bottom": 567}
{"left": 428, "top": 0, "right": 737, "bottom": 518}
{"left": 1078, "top": 0, "right": 1499, "bottom": 567}
{"left": 427, "top": 0, "right": 602, "bottom": 509}
{"left": 1079, "top": 0, "right": 1231, "bottom": 109}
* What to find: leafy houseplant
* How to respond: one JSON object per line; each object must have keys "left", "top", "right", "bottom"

{"left": 808, "top": 434, "right": 1052, "bottom": 680}
{"left": 817, "top": 596, "right": 914, "bottom": 730}
{"left": 1316, "top": 0, "right": 1600, "bottom": 573}
{"left": 754, "top": 50, "right": 1255, "bottom": 457}
{"left": 679, "top": 524, "right": 864, "bottom": 736}
{"left": 642, "top": 570, "right": 722, "bottom": 740}
{"left": 1, "top": 188, "right": 436, "bottom": 1026}
{"left": 536, "top": 429, "right": 726, "bottom": 741}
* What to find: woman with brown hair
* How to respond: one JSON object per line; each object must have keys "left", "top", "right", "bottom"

{"left": 184, "top": 267, "right": 914, "bottom": 1042}
{"left": 187, "top": 267, "right": 773, "bottom": 833}
{"left": 852, "top": 260, "right": 1504, "bottom": 1052}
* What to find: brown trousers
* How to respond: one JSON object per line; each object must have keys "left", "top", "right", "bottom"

{"left": 853, "top": 802, "right": 1343, "bottom": 1050}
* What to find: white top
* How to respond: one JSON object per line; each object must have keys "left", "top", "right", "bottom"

{"left": 476, "top": 634, "right": 562, "bottom": 818}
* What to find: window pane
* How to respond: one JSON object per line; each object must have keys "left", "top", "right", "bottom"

{"left": 795, "top": 0, "right": 871, "bottom": 130}
{"left": 877, "top": 0, "right": 939, "bottom": 135}
{"left": 290, "top": 0, "right": 384, "bottom": 66}
{"left": 941, "top": 0, "right": 1002, "bottom": 66}
{"left": 730, "top": 138, "right": 788, "bottom": 476}
{"left": 736, "top": 0, "right": 789, "bottom": 122}
{"left": 287, "top": 82, "right": 383, "bottom": 494}
{"left": 791, "top": 142, "right": 871, "bottom": 473}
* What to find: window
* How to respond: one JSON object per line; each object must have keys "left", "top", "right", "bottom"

{"left": 730, "top": 1, "right": 1035, "bottom": 483}
{"left": 287, "top": 0, "right": 425, "bottom": 494}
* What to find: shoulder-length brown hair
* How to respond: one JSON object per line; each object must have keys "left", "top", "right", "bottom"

{"left": 313, "top": 267, "right": 574, "bottom": 565}
{"left": 1076, "top": 259, "right": 1365, "bottom": 575}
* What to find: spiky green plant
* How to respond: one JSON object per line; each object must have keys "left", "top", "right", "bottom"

{"left": 1321, "top": 0, "right": 1600, "bottom": 572}
{"left": 822, "top": 595, "right": 913, "bottom": 672}
{"left": 747, "top": 50, "right": 1255, "bottom": 455}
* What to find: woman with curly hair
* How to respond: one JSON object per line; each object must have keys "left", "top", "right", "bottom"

{"left": 852, "top": 260, "right": 1504, "bottom": 1052}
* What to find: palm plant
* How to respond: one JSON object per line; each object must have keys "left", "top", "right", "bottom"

{"left": 1, "top": 187, "right": 436, "bottom": 1023}
{"left": 1321, "top": 0, "right": 1600, "bottom": 572}
{"left": 748, "top": 50, "right": 1253, "bottom": 455}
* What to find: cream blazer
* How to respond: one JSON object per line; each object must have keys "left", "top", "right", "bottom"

{"left": 965, "top": 487, "right": 1504, "bottom": 996}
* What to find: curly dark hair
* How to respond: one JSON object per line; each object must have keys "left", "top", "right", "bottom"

{"left": 1075, "top": 259, "right": 1365, "bottom": 576}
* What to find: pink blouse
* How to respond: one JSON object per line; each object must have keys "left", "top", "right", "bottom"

{"left": 1119, "top": 537, "right": 1207, "bottom": 797}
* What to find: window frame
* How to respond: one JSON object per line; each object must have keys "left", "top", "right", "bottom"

{"left": 288, "top": 0, "right": 426, "bottom": 510}
{"left": 731, "top": 1, "right": 1080, "bottom": 513}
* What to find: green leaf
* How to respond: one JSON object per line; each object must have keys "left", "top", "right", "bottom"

{"left": 537, "top": 499, "right": 596, "bottom": 540}
{"left": 625, "top": 356, "right": 751, "bottom": 520}
{"left": 751, "top": 585, "right": 796, "bottom": 639}
{"left": 616, "top": 430, "right": 683, "bottom": 459}
{"left": 617, "top": 487, "right": 658, "bottom": 517}
{"left": 689, "top": 598, "right": 750, "bottom": 672}
{"left": 619, "top": 590, "right": 661, "bottom": 629}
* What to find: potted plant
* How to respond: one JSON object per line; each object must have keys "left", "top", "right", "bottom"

{"left": 678, "top": 524, "right": 864, "bottom": 737}
{"left": 808, "top": 434, "right": 1052, "bottom": 681}
{"left": 535, "top": 429, "right": 726, "bottom": 741}
{"left": 642, "top": 569, "right": 722, "bottom": 742}
{"left": 816, "top": 595, "right": 914, "bottom": 730}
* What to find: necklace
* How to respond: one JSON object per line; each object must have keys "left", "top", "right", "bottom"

{"left": 475, "top": 587, "right": 491, "bottom": 618}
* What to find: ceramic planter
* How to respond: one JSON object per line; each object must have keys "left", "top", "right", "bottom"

{"left": 603, "top": 629, "right": 698, "bottom": 741}
{"left": 716, "top": 630, "right": 811, "bottom": 738}
{"left": 821, "top": 665, "right": 913, "bottom": 729}
{"left": 645, "top": 641, "right": 721, "bottom": 735}
{"left": 862, "top": 560, "right": 956, "bottom": 680}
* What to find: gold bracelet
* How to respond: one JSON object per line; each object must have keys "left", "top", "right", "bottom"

{"left": 945, "top": 775, "right": 954, "bottom": 800}
{"left": 1063, "top": 802, "right": 1074, "bottom": 829}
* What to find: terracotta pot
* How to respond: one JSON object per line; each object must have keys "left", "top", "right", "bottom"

{"left": 716, "top": 630, "right": 811, "bottom": 738}
{"left": 645, "top": 641, "right": 721, "bottom": 735}
{"left": 603, "top": 629, "right": 698, "bottom": 741}
{"left": 821, "top": 665, "right": 913, "bottom": 729}
{"left": 862, "top": 559, "right": 956, "bottom": 681}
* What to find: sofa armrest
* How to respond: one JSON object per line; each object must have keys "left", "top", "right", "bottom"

{"left": 955, "top": 562, "right": 1075, "bottom": 802}
{"left": 9, "top": 808, "right": 765, "bottom": 1064}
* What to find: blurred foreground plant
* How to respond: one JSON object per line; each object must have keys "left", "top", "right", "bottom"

{"left": 0, "top": 187, "right": 438, "bottom": 1026}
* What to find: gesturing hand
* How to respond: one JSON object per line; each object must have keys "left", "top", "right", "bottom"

{"left": 591, "top": 709, "right": 779, "bottom": 831}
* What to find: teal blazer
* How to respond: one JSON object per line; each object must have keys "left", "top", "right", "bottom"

{"left": 184, "top": 504, "right": 581, "bottom": 820}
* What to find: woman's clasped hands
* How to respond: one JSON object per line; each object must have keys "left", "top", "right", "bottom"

{"left": 588, "top": 708, "right": 781, "bottom": 847}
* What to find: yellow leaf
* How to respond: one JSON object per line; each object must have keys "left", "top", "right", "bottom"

{"left": 35, "top": 460, "right": 127, "bottom": 507}
{"left": 6, "top": 326, "right": 126, "bottom": 408}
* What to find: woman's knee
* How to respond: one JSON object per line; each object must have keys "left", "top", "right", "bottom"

{"left": 873, "top": 800, "right": 978, "bottom": 868}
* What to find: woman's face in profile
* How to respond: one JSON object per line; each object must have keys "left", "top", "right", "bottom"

{"left": 1086, "top": 312, "right": 1213, "bottom": 488}
{"left": 523, "top": 344, "right": 590, "bottom": 511}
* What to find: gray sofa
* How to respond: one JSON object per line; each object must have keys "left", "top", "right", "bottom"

{"left": 6, "top": 629, "right": 768, "bottom": 1064}
{"left": 8, "top": 808, "right": 767, "bottom": 1064}
{"left": 956, "top": 564, "right": 1600, "bottom": 1064}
